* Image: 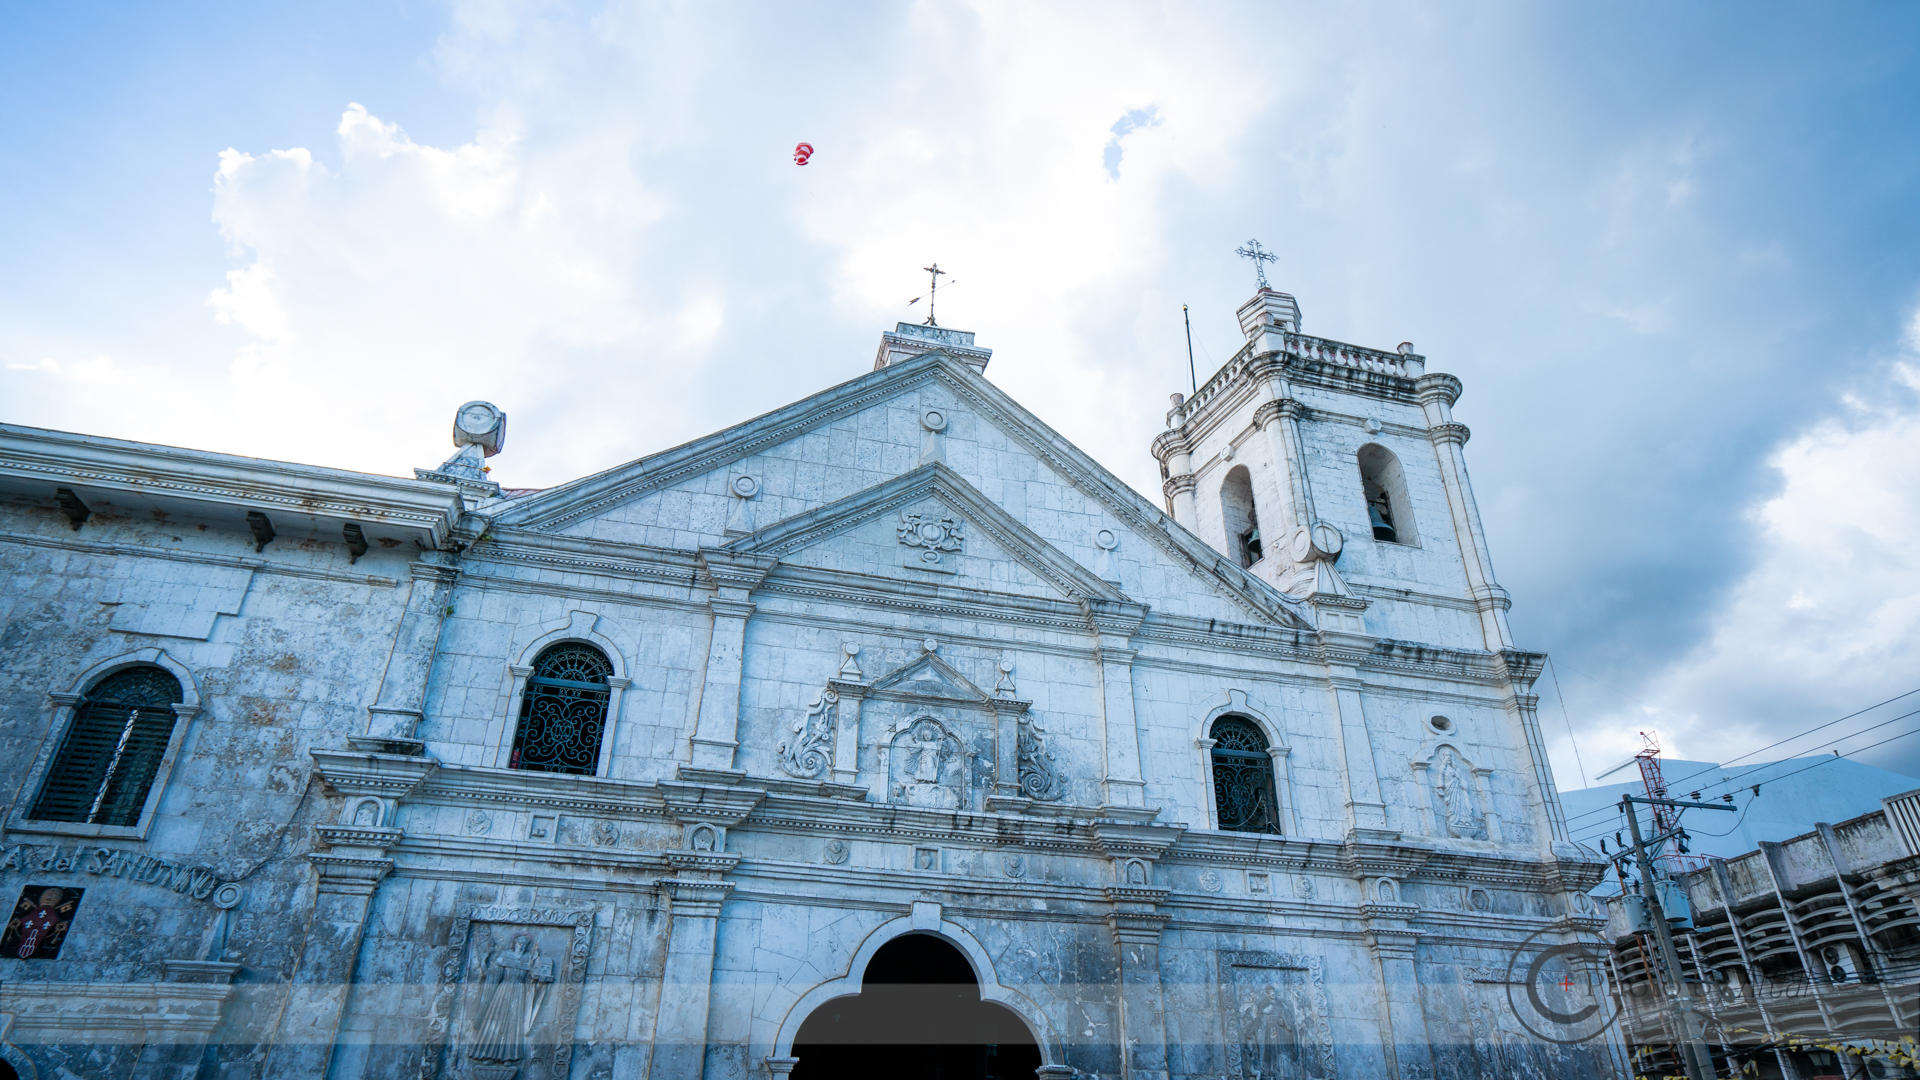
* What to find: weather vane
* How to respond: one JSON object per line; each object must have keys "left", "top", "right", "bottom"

{"left": 1235, "top": 239, "right": 1276, "bottom": 290}
{"left": 918, "top": 263, "right": 946, "bottom": 326}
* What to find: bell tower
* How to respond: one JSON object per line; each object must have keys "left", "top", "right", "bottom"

{"left": 1151, "top": 284, "right": 1515, "bottom": 654}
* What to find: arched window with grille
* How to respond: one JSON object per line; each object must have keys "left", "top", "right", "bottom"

{"left": 510, "top": 642, "right": 614, "bottom": 775}
{"left": 31, "top": 665, "right": 184, "bottom": 827}
{"left": 1210, "top": 715, "right": 1281, "bottom": 834}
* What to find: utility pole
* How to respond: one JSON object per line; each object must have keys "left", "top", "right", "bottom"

{"left": 1621, "top": 793, "right": 1733, "bottom": 1080}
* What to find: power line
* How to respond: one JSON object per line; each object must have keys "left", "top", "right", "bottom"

{"left": 1547, "top": 656, "right": 1589, "bottom": 788}
{"left": 1684, "top": 706, "right": 1920, "bottom": 801}
{"left": 1658, "top": 685, "right": 1920, "bottom": 793}
{"left": 1557, "top": 687, "right": 1920, "bottom": 828}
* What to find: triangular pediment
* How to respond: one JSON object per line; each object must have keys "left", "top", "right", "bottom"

{"left": 485, "top": 349, "right": 1313, "bottom": 629}
{"left": 867, "top": 649, "right": 996, "bottom": 704}
{"left": 721, "top": 462, "right": 1127, "bottom": 604}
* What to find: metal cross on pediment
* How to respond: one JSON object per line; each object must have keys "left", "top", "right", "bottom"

{"left": 922, "top": 263, "right": 946, "bottom": 326}
{"left": 1236, "top": 239, "right": 1276, "bottom": 290}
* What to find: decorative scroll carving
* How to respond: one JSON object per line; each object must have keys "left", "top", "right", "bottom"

{"left": 898, "top": 511, "right": 964, "bottom": 572}
{"left": 1015, "top": 717, "right": 1067, "bottom": 802}
{"left": 422, "top": 905, "right": 593, "bottom": 1080}
{"left": 777, "top": 688, "right": 838, "bottom": 779}
{"left": 1220, "top": 951, "right": 1335, "bottom": 1080}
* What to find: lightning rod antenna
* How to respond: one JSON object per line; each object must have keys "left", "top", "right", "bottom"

{"left": 1182, "top": 304, "right": 1198, "bottom": 393}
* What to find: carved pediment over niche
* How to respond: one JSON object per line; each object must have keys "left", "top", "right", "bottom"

{"left": 866, "top": 645, "right": 1020, "bottom": 713}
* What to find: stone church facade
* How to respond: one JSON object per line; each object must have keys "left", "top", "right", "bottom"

{"left": 0, "top": 286, "right": 1609, "bottom": 1079}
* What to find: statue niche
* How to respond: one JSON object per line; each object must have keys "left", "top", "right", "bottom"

{"left": 1423, "top": 746, "right": 1489, "bottom": 841}
{"left": 887, "top": 716, "right": 970, "bottom": 810}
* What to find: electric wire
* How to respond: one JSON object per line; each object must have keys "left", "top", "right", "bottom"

{"left": 1547, "top": 655, "right": 1589, "bottom": 788}
{"left": 1572, "top": 719, "right": 1920, "bottom": 847}
{"left": 1681, "top": 705, "right": 1920, "bottom": 801}
{"left": 1557, "top": 692, "right": 1920, "bottom": 831}
{"left": 1656, "top": 685, "right": 1920, "bottom": 793}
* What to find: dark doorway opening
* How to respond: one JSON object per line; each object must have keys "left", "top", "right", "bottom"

{"left": 791, "top": 932, "right": 1044, "bottom": 1080}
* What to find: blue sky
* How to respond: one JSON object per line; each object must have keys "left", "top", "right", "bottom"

{"left": 5, "top": 1, "right": 1920, "bottom": 787}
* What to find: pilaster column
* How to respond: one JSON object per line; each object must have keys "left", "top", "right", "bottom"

{"left": 262, "top": 827, "right": 399, "bottom": 1079}
{"left": 1360, "top": 902, "right": 1435, "bottom": 1080}
{"left": 1161, "top": 474, "right": 1197, "bottom": 528}
{"left": 1105, "top": 886, "right": 1172, "bottom": 1080}
{"left": 1416, "top": 375, "right": 1513, "bottom": 651}
{"left": 1151, "top": 414, "right": 1198, "bottom": 528}
{"left": 689, "top": 550, "right": 778, "bottom": 770}
{"left": 1084, "top": 600, "right": 1150, "bottom": 809}
{"left": 826, "top": 678, "right": 868, "bottom": 788}
{"left": 650, "top": 854, "right": 739, "bottom": 1080}
{"left": 1324, "top": 669, "right": 1389, "bottom": 834}
{"left": 1493, "top": 651, "right": 1569, "bottom": 845}
{"left": 263, "top": 750, "right": 438, "bottom": 1079}
{"left": 361, "top": 555, "right": 460, "bottom": 752}
{"left": 1254, "top": 397, "right": 1317, "bottom": 535}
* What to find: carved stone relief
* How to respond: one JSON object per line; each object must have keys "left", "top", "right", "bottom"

{"left": 1220, "top": 951, "right": 1336, "bottom": 1080}
{"left": 423, "top": 905, "right": 593, "bottom": 1080}
{"left": 1431, "top": 748, "right": 1488, "bottom": 841}
{"left": 887, "top": 716, "right": 970, "bottom": 810}
{"left": 898, "top": 511, "right": 964, "bottom": 573}
{"left": 777, "top": 687, "right": 838, "bottom": 779}
{"left": 1014, "top": 717, "right": 1067, "bottom": 801}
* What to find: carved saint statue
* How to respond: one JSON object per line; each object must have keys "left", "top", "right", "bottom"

{"left": 909, "top": 723, "right": 948, "bottom": 782}
{"left": 1236, "top": 983, "right": 1304, "bottom": 1079}
{"left": 469, "top": 934, "right": 556, "bottom": 1066}
{"left": 1433, "top": 751, "right": 1486, "bottom": 840}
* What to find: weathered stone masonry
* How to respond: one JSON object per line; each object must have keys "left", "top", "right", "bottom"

{"left": 1, "top": 292, "right": 1609, "bottom": 1079}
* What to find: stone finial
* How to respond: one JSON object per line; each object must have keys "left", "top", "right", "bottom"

{"left": 452, "top": 401, "right": 507, "bottom": 456}
{"left": 417, "top": 400, "right": 507, "bottom": 497}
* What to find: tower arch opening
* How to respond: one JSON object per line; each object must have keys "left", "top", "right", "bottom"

{"left": 1220, "top": 464, "right": 1263, "bottom": 567}
{"left": 791, "top": 932, "right": 1043, "bottom": 1080}
{"left": 1357, "top": 443, "right": 1418, "bottom": 546}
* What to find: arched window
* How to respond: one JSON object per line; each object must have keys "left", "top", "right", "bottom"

{"left": 1219, "top": 465, "right": 1263, "bottom": 568}
{"left": 1357, "top": 444, "right": 1418, "bottom": 546}
{"left": 1210, "top": 716, "right": 1281, "bottom": 834}
{"left": 510, "top": 642, "right": 614, "bottom": 775}
{"left": 32, "top": 665, "right": 183, "bottom": 826}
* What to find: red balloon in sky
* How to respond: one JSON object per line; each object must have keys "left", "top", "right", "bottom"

{"left": 794, "top": 142, "right": 815, "bottom": 166}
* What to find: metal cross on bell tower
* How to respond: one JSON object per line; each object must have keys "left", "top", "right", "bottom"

{"left": 1235, "top": 239, "right": 1276, "bottom": 291}
{"left": 922, "top": 263, "right": 947, "bottom": 326}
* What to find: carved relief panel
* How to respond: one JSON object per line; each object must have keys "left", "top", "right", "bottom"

{"left": 885, "top": 716, "right": 973, "bottom": 809}
{"left": 423, "top": 905, "right": 592, "bottom": 1080}
{"left": 1411, "top": 744, "right": 1499, "bottom": 842}
{"left": 1219, "top": 951, "right": 1336, "bottom": 1080}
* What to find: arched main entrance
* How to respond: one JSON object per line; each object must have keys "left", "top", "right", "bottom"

{"left": 790, "top": 933, "right": 1044, "bottom": 1080}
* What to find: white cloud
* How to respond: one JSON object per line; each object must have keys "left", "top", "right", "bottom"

{"left": 1548, "top": 340, "right": 1920, "bottom": 784}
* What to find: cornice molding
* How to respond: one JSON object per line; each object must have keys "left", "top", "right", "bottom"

{"left": 0, "top": 422, "right": 462, "bottom": 547}
{"left": 1428, "top": 422, "right": 1471, "bottom": 447}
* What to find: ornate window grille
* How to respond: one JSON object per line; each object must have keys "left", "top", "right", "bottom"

{"left": 1210, "top": 716, "right": 1281, "bottom": 834}
{"left": 510, "top": 643, "right": 613, "bottom": 775}
{"left": 32, "top": 666, "right": 183, "bottom": 826}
